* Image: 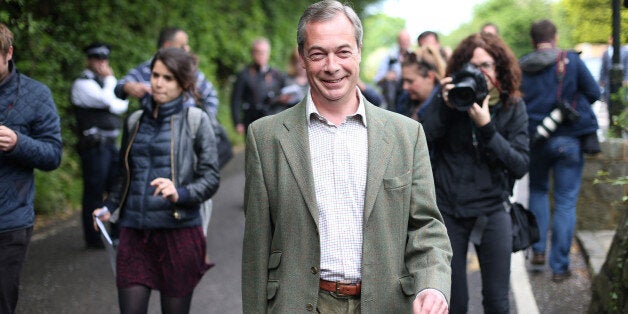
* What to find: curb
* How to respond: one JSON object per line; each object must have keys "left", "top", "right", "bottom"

{"left": 575, "top": 230, "right": 616, "bottom": 277}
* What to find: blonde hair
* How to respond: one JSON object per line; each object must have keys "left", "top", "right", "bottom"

{"left": 0, "top": 23, "right": 13, "bottom": 55}
{"left": 416, "top": 46, "right": 446, "bottom": 78}
{"left": 402, "top": 46, "right": 447, "bottom": 81}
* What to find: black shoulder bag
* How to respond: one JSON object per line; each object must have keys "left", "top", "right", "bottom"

{"left": 511, "top": 202, "right": 540, "bottom": 252}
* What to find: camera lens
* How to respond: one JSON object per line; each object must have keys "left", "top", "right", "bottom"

{"left": 450, "top": 77, "right": 478, "bottom": 111}
{"left": 449, "top": 63, "right": 488, "bottom": 112}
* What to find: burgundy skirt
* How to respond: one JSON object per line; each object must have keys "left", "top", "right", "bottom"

{"left": 116, "top": 226, "right": 210, "bottom": 297}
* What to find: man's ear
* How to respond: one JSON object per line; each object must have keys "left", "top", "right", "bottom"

{"left": 6, "top": 45, "right": 13, "bottom": 62}
{"left": 298, "top": 51, "right": 306, "bottom": 69}
{"left": 357, "top": 44, "right": 362, "bottom": 63}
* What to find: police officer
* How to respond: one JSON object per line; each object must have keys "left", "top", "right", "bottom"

{"left": 71, "top": 42, "right": 128, "bottom": 249}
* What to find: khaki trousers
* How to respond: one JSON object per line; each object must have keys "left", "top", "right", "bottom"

{"left": 317, "top": 289, "right": 361, "bottom": 314}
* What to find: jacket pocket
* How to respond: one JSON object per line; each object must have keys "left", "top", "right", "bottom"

{"left": 267, "top": 280, "right": 279, "bottom": 300}
{"left": 398, "top": 274, "right": 416, "bottom": 296}
{"left": 268, "top": 251, "right": 282, "bottom": 270}
{"left": 384, "top": 171, "right": 412, "bottom": 190}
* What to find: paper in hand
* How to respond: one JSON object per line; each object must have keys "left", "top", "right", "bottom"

{"left": 95, "top": 218, "right": 117, "bottom": 277}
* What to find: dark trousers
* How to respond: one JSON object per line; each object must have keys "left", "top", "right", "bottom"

{"left": 79, "top": 142, "right": 119, "bottom": 247}
{"left": 444, "top": 210, "right": 512, "bottom": 314}
{"left": 0, "top": 227, "right": 33, "bottom": 314}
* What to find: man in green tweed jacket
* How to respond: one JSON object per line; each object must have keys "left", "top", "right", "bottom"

{"left": 241, "top": 1, "right": 452, "bottom": 313}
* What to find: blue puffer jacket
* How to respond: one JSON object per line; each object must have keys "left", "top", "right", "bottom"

{"left": 520, "top": 48, "right": 600, "bottom": 138}
{"left": 104, "top": 96, "right": 220, "bottom": 229}
{"left": 0, "top": 62, "right": 62, "bottom": 233}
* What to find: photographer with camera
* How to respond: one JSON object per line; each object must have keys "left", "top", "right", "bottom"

{"left": 420, "top": 32, "right": 529, "bottom": 314}
{"left": 519, "top": 20, "right": 600, "bottom": 282}
{"left": 373, "top": 29, "right": 412, "bottom": 110}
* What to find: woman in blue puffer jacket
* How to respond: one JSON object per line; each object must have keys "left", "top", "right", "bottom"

{"left": 94, "top": 47, "right": 219, "bottom": 313}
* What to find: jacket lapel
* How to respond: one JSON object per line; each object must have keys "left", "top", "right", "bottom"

{"left": 363, "top": 104, "right": 392, "bottom": 223}
{"left": 277, "top": 101, "right": 320, "bottom": 227}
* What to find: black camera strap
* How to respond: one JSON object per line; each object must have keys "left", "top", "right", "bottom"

{"left": 471, "top": 110, "right": 497, "bottom": 162}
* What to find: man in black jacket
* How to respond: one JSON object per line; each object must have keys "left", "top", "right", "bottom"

{"left": 230, "top": 37, "right": 290, "bottom": 135}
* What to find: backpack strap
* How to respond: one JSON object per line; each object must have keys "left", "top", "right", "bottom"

{"left": 127, "top": 109, "right": 144, "bottom": 134}
{"left": 186, "top": 107, "right": 203, "bottom": 140}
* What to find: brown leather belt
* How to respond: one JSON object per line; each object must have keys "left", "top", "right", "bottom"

{"left": 319, "top": 279, "right": 361, "bottom": 296}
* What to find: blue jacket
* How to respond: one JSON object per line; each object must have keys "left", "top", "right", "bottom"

{"left": 104, "top": 96, "right": 220, "bottom": 229}
{"left": 520, "top": 48, "right": 600, "bottom": 138}
{"left": 0, "top": 62, "right": 62, "bottom": 233}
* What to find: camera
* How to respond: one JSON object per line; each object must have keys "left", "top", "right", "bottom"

{"left": 449, "top": 63, "right": 489, "bottom": 111}
{"left": 530, "top": 100, "right": 580, "bottom": 145}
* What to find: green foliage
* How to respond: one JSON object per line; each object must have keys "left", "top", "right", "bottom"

{"left": 0, "top": 0, "right": 380, "bottom": 215}
{"left": 443, "top": 0, "right": 563, "bottom": 58}
{"left": 609, "top": 86, "right": 628, "bottom": 136}
{"left": 562, "top": 0, "right": 628, "bottom": 44}
{"left": 594, "top": 170, "right": 628, "bottom": 201}
{"left": 361, "top": 13, "right": 406, "bottom": 81}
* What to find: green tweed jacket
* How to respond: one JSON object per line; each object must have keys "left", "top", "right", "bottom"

{"left": 241, "top": 98, "right": 452, "bottom": 313}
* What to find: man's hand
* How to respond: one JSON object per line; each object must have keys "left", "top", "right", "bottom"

{"left": 236, "top": 123, "right": 246, "bottom": 135}
{"left": 413, "top": 289, "right": 449, "bottom": 314}
{"left": 123, "top": 82, "right": 151, "bottom": 99}
{"left": 150, "top": 177, "right": 179, "bottom": 203}
{"left": 0, "top": 125, "right": 18, "bottom": 152}
{"left": 93, "top": 61, "right": 113, "bottom": 77}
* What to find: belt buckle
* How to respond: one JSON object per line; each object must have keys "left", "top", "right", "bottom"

{"left": 334, "top": 282, "right": 343, "bottom": 296}
{"left": 333, "top": 281, "right": 351, "bottom": 297}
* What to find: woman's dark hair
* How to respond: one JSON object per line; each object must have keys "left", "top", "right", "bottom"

{"left": 150, "top": 47, "right": 199, "bottom": 103}
{"left": 446, "top": 32, "right": 522, "bottom": 105}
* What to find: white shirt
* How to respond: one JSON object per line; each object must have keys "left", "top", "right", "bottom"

{"left": 306, "top": 88, "right": 368, "bottom": 283}
{"left": 71, "top": 69, "right": 128, "bottom": 115}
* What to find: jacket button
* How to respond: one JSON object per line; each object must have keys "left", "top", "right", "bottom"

{"left": 310, "top": 266, "right": 318, "bottom": 274}
{"left": 306, "top": 303, "right": 314, "bottom": 311}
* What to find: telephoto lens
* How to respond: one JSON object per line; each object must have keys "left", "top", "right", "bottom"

{"left": 530, "top": 107, "right": 563, "bottom": 145}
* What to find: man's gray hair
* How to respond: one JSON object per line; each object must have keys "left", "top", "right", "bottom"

{"left": 296, "top": 0, "right": 362, "bottom": 56}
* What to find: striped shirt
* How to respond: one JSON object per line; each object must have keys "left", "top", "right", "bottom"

{"left": 306, "top": 88, "right": 368, "bottom": 283}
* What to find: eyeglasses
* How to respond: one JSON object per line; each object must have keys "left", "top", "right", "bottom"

{"left": 470, "top": 61, "right": 495, "bottom": 71}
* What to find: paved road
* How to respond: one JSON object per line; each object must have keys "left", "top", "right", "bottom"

{"left": 17, "top": 150, "right": 246, "bottom": 314}
{"left": 16, "top": 149, "right": 592, "bottom": 313}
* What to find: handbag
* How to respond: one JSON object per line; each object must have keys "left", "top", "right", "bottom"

{"left": 580, "top": 132, "right": 601, "bottom": 155}
{"left": 209, "top": 114, "right": 233, "bottom": 169}
{"left": 511, "top": 202, "right": 540, "bottom": 253}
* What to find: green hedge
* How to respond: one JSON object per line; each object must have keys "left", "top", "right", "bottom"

{"left": 1, "top": 0, "right": 380, "bottom": 215}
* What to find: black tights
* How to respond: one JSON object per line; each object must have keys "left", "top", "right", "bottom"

{"left": 119, "top": 285, "right": 193, "bottom": 314}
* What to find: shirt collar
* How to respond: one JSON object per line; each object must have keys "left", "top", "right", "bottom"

{"left": 306, "top": 87, "right": 367, "bottom": 127}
